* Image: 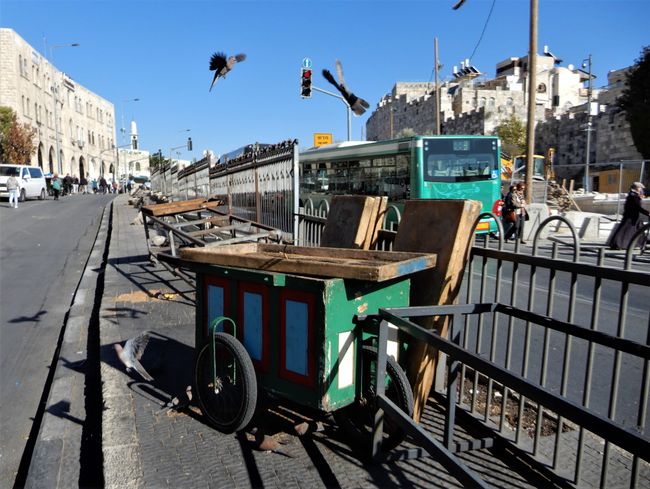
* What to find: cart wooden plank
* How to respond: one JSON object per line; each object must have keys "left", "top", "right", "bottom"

{"left": 320, "top": 195, "right": 378, "bottom": 249}
{"left": 180, "top": 243, "right": 436, "bottom": 282}
{"left": 141, "top": 198, "right": 223, "bottom": 217}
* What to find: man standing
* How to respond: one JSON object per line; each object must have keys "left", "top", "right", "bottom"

{"left": 6, "top": 172, "right": 19, "bottom": 208}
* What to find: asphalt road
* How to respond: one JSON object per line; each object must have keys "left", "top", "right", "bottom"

{"left": 458, "top": 240, "right": 650, "bottom": 435}
{"left": 0, "top": 192, "right": 114, "bottom": 486}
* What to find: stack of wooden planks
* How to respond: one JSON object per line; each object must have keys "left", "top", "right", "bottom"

{"left": 141, "top": 198, "right": 223, "bottom": 218}
{"left": 319, "top": 195, "right": 388, "bottom": 250}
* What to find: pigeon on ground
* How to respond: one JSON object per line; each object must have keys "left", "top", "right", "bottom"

{"left": 250, "top": 428, "right": 292, "bottom": 457}
{"left": 114, "top": 331, "right": 154, "bottom": 381}
{"left": 322, "top": 60, "right": 370, "bottom": 116}
{"left": 293, "top": 420, "right": 325, "bottom": 436}
{"left": 209, "top": 52, "right": 247, "bottom": 91}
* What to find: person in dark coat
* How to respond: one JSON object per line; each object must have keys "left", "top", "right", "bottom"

{"left": 609, "top": 182, "right": 649, "bottom": 250}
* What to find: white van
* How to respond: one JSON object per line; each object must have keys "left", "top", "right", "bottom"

{"left": 0, "top": 164, "right": 47, "bottom": 201}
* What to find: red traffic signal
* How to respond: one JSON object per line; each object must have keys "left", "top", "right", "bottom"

{"left": 301, "top": 68, "right": 312, "bottom": 98}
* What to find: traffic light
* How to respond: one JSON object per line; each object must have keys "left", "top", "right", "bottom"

{"left": 301, "top": 68, "right": 312, "bottom": 98}
{"left": 187, "top": 137, "right": 193, "bottom": 151}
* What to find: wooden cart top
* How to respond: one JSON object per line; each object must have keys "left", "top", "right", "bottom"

{"left": 179, "top": 243, "right": 436, "bottom": 282}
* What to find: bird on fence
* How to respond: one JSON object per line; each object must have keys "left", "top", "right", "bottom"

{"left": 322, "top": 60, "right": 370, "bottom": 116}
{"left": 209, "top": 52, "right": 247, "bottom": 91}
{"left": 114, "top": 331, "right": 154, "bottom": 381}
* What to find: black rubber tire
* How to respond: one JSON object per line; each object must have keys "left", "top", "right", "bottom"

{"left": 39, "top": 188, "right": 46, "bottom": 200}
{"left": 19, "top": 188, "right": 26, "bottom": 202}
{"left": 334, "top": 345, "right": 414, "bottom": 452}
{"left": 194, "top": 333, "right": 257, "bottom": 433}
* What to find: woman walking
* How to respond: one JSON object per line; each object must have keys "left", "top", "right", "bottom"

{"left": 609, "top": 182, "right": 649, "bottom": 250}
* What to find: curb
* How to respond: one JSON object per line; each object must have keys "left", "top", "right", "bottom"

{"left": 24, "top": 201, "right": 112, "bottom": 489}
{"left": 99, "top": 195, "right": 144, "bottom": 489}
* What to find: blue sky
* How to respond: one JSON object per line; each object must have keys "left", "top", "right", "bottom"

{"left": 2, "top": 0, "right": 648, "bottom": 161}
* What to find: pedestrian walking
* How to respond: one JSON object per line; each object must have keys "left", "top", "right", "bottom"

{"left": 609, "top": 182, "right": 649, "bottom": 250}
{"left": 72, "top": 175, "right": 79, "bottom": 194}
{"left": 79, "top": 175, "right": 88, "bottom": 194}
{"left": 51, "top": 174, "right": 62, "bottom": 200}
{"left": 6, "top": 172, "right": 19, "bottom": 208}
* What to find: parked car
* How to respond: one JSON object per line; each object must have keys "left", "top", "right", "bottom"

{"left": 0, "top": 164, "right": 48, "bottom": 201}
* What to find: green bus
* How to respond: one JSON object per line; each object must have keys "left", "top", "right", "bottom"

{"left": 299, "top": 135, "right": 502, "bottom": 233}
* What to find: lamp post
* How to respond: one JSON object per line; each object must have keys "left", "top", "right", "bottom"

{"left": 167, "top": 132, "right": 192, "bottom": 199}
{"left": 582, "top": 54, "right": 593, "bottom": 193}
{"left": 120, "top": 98, "right": 140, "bottom": 146}
{"left": 49, "top": 42, "right": 80, "bottom": 175}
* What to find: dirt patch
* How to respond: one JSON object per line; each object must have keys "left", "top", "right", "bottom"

{"left": 459, "top": 372, "right": 574, "bottom": 437}
{"left": 112, "top": 289, "right": 178, "bottom": 303}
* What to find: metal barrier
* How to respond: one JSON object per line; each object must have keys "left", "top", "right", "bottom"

{"left": 298, "top": 203, "right": 650, "bottom": 486}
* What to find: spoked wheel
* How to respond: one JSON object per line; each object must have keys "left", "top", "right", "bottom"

{"left": 194, "top": 332, "right": 257, "bottom": 433}
{"left": 334, "top": 345, "right": 414, "bottom": 452}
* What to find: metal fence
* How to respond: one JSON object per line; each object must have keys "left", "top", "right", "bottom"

{"left": 151, "top": 140, "right": 299, "bottom": 240}
{"left": 298, "top": 202, "right": 650, "bottom": 487}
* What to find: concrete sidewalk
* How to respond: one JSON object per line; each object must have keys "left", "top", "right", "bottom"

{"left": 97, "top": 195, "right": 648, "bottom": 489}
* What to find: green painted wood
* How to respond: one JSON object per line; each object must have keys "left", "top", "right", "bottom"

{"left": 194, "top": 266, "right": 411, "bottom": 412}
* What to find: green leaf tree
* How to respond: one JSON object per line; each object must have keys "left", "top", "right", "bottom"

{"left": 149, "top": 151, "right": 170, "bottom": 172}
{"left": 617, "top": 46, "right": 650, "bottom": 159}
{"left": 494, "top": 114, "right": 526, "bottom": 156}
{"left": 0, "top": 106, "right": 36, "bottom": 164}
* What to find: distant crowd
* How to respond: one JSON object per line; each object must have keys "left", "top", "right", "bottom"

{"left": 48, "top": 173, "right": 137, "bottom": 200}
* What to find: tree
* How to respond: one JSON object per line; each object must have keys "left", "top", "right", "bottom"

{"left": 0, "top": 106, "right": 36, "bottom": 164}
{"left": 149, "top": 151, "right": 170, "bottom": 172}
{"left": 617, "top": 46, "right": 650, "bottom": 159}
{"left": 494, "top": 114, "right": 526, "bottom": 156}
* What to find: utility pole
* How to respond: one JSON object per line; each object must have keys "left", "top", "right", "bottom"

{"left": 584, "top": 54, "right": 593, "bottom": 193}
{"left": 435, "top": 37, "right": 441, "bottom": 135}
{"left": 524, "top": 0, "right": 538, "bottom": 204}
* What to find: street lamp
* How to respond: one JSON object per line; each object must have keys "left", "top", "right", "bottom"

{"left": 48, "top": 42, "right": 80, "bottom": 175}
{"left": 582, "top": 54, "right": 593, "bottom": 193}
{"left": 120, "top": 98, "right": 140, "bottom": 146}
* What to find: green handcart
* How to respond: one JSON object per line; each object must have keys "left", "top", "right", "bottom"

{"left": 168, "top": 243, "right": 436, "bottom": 449}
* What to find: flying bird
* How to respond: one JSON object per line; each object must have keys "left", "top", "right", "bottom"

{"left": 322, "top": 60, "right": 370, "bottom": 116}
{"left": 114, "top": 331, "right": 154, "bottom": 381}
{"left": 209, "top": 52, "right": 247, "bottom": 91}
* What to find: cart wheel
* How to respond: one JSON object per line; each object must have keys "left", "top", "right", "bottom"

{"left": 194, "top": 333, "right": 257, "bottom": 433}
{"left": 334, "top": 345, "right": 414, "bottom": 452}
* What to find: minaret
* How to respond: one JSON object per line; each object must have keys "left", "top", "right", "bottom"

{"left": 130, "top": 120, "right": 138, "bottom": 150}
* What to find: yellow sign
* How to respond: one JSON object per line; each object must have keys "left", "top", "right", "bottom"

{"left": 313, "top": 133, "right": 333, "bottom": 147}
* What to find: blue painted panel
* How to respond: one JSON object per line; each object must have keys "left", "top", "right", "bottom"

{"left": 207, "top": 285, "right": 224, "bottom": 331}
{"left": 285, "top": 300, "right": 308, "bottom": 375}
{"left": 243, "top": 292, "right": 263, "bottom": 361}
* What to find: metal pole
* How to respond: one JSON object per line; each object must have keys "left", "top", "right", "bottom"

{"left": 585, "top": 54, "right": 593, "bottom": 193}
{"left": 616, "top": 162, "right": 623, "bottom": 220}
{"left": 435, "top": 37, "right": 441, "bottom": 135}
{"left": 347, "top": 105, "right": 351, "bottom": 141}
{"left": 52, "top": 84, "right": 62, "bottom": 174}
{"left": 524, "top": 0, "right": 538, "bottom": 204}
{"left": 312, "top": 86, "right": 351, "bottom": 141}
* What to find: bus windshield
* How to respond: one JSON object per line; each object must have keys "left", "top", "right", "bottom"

{"left": 423, "top": 138, "right": 498, "bottom": 182}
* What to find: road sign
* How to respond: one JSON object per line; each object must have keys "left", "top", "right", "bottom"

{"left": 302, "top": 58, "right": 312, "bottom": 69}
{"left": 313, "top": 133, "right": 333, "bottom": 147}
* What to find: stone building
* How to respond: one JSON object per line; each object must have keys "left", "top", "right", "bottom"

{"left": 366, "top": 47, "right": 644, "bottom": 183}
{"left": 0, "top": 28, "right": 117, "bottom": 179}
